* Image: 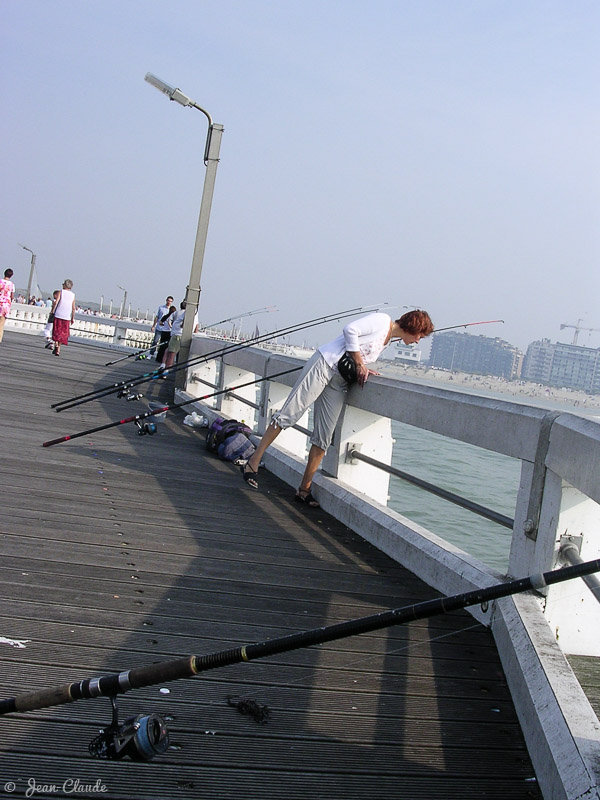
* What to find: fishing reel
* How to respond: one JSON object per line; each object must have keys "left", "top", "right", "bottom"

{"left": 117, "top": 387, "right": 144, "bottom": 402}
{"left": 136, "top": 420, "right": 157, "bottom": 436}
{"left": 89, "top": 697, "right": 169, "bottom": 761}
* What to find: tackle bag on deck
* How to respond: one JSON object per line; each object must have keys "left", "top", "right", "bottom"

{"left": 205, "top": 417, "right": 256, "bottom": 464}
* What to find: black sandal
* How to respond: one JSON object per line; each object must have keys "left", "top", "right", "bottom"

{"left": 240, "top": 462, "right": 259, "bottom": 490}
{"left": 294, "top": 489, "right": 320, "bottom": 508}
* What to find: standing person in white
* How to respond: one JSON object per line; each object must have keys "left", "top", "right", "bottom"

{"left": 50, "top": 279, "right": 76, "bottom": 356}
{"left": 240, "top": 309, "right": 434, "bottom": 507}
{"left": 150, "top": 295, "right": 174, "bottom": 361}
{"left": 159, "top": 301, "right": 199, "bottom": 376}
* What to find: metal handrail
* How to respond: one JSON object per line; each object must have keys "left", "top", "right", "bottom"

{"left": 560, "top": 538, "right": 600, "bottom": 604}
{"left": 347, "top": 447, "right": 514, "bottom": 529}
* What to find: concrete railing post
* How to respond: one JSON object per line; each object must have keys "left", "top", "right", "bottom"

{"left": 322, "top": 404, "right": 393, "bottom": 506}
{"left": 217, "top": 363, "right": 258, "bottom": 424}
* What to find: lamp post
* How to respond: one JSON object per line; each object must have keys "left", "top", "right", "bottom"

{"left": 118, "top": 285, "right": 128, "bottom": 319}
{"left": 18, "top": 243, "right": 36, "bottom": 303}
{"left": 144, "top": 72, "right": 224, "bottom": 388}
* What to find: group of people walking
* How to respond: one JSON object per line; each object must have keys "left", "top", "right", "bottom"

{"left": 0, "top": 270, "right": 75, "bottom": 354}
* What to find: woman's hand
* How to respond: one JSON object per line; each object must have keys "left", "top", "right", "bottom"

{"left": 356, "top": 363, "right": 379, "bottom": 387}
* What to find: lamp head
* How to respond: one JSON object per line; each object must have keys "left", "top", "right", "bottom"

{"left": 145, "top": 73, "right": 192, "bottom": 107}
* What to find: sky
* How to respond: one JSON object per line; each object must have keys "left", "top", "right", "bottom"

{"left": 1, "top": 0, "right": 599, "bottom": 351}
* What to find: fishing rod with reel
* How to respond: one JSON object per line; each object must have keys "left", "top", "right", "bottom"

{"left": 50, "top": 304, "right": 385, "bottom": 412}
{"left": 51, "top": 311, "right": 504, "bottom": 414}
{"left": 0, "top": 558, "right": 597, "bottom": 762}
{"left": 104, "top": 305, "right": 278, "bottom": 367}
{"left": 42, "top": 366, "right": 302, "bottom": 447}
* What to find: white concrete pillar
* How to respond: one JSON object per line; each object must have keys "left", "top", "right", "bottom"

{"left": 217, "top": 364, "right": 258, "bottom": 426}
{"left": 322, "top": 405, "right": 392, "bottom": 506}
{"left": 186, "top": 360, "right": 219, "bottom": 407}
{"left": 257, "top": 378, "right": 308, "bottom": 460}
{"left": 545, "top": 484, "right": 600, "bottom": 656}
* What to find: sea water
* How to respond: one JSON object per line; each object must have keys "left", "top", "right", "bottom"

{"left": 389, "top": 420, "right": 518, "bottom": 572}
{"left": 387, "top": 389, "right": 598, "bottom": 574}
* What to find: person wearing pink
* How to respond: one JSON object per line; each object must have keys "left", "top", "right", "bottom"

{"left": 0, "top": 269, "right": 16, "bottom": 344}
{"left": 50, "top": 279, "right": 76, "bottom": 356}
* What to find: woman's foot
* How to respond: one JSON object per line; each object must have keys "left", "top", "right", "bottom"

{"left": 240, "top": 462, "right": 259, "bottom": 489}
{"left": 294, "top": 488, "right": 320, "bottom": 508}
{"left": 53, "top": 346, "right": 60, "bottom": 356}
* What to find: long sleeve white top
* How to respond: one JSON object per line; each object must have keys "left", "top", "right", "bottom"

{"left": 318, "top": 312, "right": 392, "bottom": 368}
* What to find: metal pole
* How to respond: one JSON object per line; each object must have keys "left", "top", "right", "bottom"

{"left": 118, "top": 286, "right": 127, "bottom": 318}
{"left": 560, "top": 538, "right": 600, "bottom": 603}
{"left": 176, "top": 122, "right": 224, "bottom": 388}
{"left": 18, "top": 245, "right": 36, "bottom": 303}
{"left": 27, "top": 252, "right": 36, "bottom": 302}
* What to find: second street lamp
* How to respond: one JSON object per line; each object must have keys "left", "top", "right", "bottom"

{"left": 144, "top": 73, "right": 224, "bottom": 387}
{"left": 18, "top": 243, "right": 37, "bottom": 303}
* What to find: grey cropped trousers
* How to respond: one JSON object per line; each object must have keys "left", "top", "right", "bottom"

{"left": 271, "top": 351, "right": 348, "bottom": 451}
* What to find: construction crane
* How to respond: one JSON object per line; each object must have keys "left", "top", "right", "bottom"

{"left": 560, "top": 319, "right": 600, "bottom": 345}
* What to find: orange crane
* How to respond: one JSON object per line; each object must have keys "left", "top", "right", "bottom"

{"left": 560, "top": 319, "right": 600, "bottom": 345}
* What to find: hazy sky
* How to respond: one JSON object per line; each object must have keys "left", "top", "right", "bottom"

{"left": 2, "top": 0, "right": 599, "bottom": 350}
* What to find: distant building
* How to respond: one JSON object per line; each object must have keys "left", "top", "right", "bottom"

{"left": 394, "top": 343, "right": 422, "bottom": 364}
{"left": 522, "top": 339, "right": 600, "bottom": 394}
{"left": 428, "top": 332, "right": 522, "bottom": 380}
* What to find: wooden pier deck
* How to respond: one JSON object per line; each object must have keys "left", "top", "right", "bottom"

{"left": 0, "top": 332, "right": 542, "bottom": 799}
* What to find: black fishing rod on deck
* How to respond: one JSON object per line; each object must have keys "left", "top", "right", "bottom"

{"left": 0, "top": 559, "right": 597, "bottom": 762}
{"left": 104, "top": 305, "right": 278, "bottom": 367}
{"left": 42, "top": 366, "right": 302, "bottom": 447}
{"left": 50, "top": 304, "right": 385, "bottom": 412}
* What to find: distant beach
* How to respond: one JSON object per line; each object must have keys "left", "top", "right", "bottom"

{"left": 378, "top": 361, "right": 600, "bottom": 414}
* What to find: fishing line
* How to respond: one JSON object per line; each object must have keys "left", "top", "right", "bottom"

{"left": 51, "top": 303, "right": 386, "bottom": 411}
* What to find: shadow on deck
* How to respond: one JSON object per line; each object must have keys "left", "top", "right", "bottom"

{"left": 0, "top": 332, "right": 541, "bottom": 799}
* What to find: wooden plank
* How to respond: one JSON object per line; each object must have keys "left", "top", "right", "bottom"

{"left": 0, "top": 333, "right": 542, "bottom": 799}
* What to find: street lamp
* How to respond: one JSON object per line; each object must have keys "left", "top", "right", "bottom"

{"left": 18, "top": 243, "right": 36, "bottom": 302}
{"left": 144, "top": 72, "right": 224, "bottom": 387}
{"left": 118, "top": 285, "right": 128, "bottom": 318}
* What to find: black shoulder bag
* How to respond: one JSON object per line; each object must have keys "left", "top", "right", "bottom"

{"left": 337, "top": 352, "right": 357, "bottom": 384}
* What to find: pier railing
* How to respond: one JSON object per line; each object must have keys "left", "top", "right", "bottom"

{"left": 179, "top": 336, "right": 600, "bottom": 800}
{"left": 6, "top": 303, "right": 152, "bottom": 347}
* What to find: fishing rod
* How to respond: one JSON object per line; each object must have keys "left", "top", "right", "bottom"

{"left": 434, "top": 319, "right": 504, "bottom": 333}
{"left": 204, "top": 304, "right": 278, "bottom": 331}
{"left": 51, "top": 303, "right": 385, "bottom": 412}
{"left": 42, "top": 366, "right": 302, "bottom": 447}
{"left": 50, "top": 309, "right": 502, "bottom": 414}
{"left": 0, "top": 559, "right": 596, "bottom": 762}
{"left": 104, "top": 306, "right": 279, "bottom": 367}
